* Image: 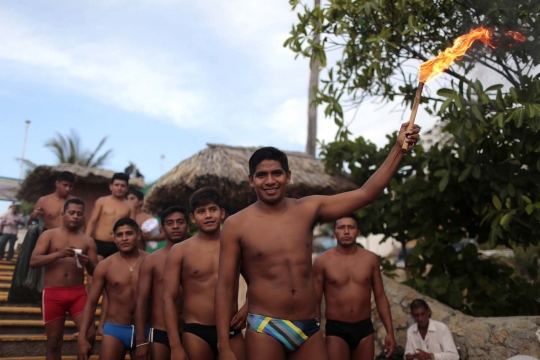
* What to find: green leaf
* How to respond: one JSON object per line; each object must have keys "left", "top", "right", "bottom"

{"left": 472, "top": 106, "right": 484, "bottom": 122}
{"left": 526, "top": 204, "right": 535, "bottom": 215}
{"left": 500, "top": 212, "right": 512, "bottom": 228}
{"left": 437, "top": 88, "right": 456, "bottom": 97}
{"left": 507, "top": 183, "right": 515, "bottom": 197}
{"left": 493, "top": 195, "right": 502, "bottom": 210}
{"left": 439, "top": 173, "right": 450, "bottom": 192}
{"left": 521, "top": 195, "right": 532, "bottom": 204}
{"left": 458, "top": 166, "right": 472, "bottom": 182}
{"left": 485, "top": 84, "right": 504, "bottom": 92}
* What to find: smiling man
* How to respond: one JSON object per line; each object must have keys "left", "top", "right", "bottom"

{"left": 215, "top": 123, "right": 420, "bottom": 360}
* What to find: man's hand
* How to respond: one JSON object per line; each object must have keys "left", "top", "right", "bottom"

{"left": 396, "top": 123, "right": 421, "bottom": 153}
{"left": 31, "top": 207, "right": 43, "bottom": 219}
{"left": 218, "top": 347, "right": 237, "bottom": 360}
{"left": 171, "top": 346, "right": 188, "bottom": 360}
{"left": 77, "top": 254, "right": 90, "bottom": 266}
{"left": 134, "top": 342, "right": 149, "bottom": 360}
{"left": 405, "top": 353, "right": 417, "bottom": 360}
{"left": 384, "top": 333, "right": 396, "bottom": 358}
{"left": 59, "top": 246, "right": 76, "bottom": 259}
{"left": 77, "top": 339, "right": 92, "bottom": 360}
{"left": 230, "top": 305, "right": 248, "bottom": 330}
{"left": 415, "top": 349, "right": 434, "bottom": 360}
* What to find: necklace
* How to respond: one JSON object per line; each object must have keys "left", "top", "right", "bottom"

{"left": 119, "top": 250, "right": 141, "bottom": 272}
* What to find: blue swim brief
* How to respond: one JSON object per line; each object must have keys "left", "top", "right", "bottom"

{"left": 102, "top": 322, "right": 150, "bottom": 350}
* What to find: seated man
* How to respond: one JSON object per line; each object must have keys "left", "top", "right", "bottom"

{"left": 404, "top": 299, "right": 459, "bottom": 360}
{"left": 77, "top": 218, "right": 149, "bottom": 360}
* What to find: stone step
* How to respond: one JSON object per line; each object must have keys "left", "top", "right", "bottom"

{"left": 0, "top": 320, "right": 99, "bottom": 335}
{"left": 0, "top": 335, "right": 109, "bottom": 357}
{"left": 0, "top": 265, "right": 15, "bottom": 271}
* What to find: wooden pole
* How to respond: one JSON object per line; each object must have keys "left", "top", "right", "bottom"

{"left": 402, "top": 82, "right": 425, "bottom": 150}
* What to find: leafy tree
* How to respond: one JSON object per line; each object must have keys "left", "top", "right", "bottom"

{"left": 287, "top": 0, "right": 540, "bottom": 316}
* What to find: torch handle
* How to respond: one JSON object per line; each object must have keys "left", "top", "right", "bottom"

{"left": 402, "top": 82, "right": 425, "bottom": 150}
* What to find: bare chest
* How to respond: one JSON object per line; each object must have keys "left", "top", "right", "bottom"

{"left": 182, "top": 247, "right": 219, "bottom": 283}
{"left": 107, "top": 267, "right": 139, "bottom": 294}
{"left": 325, "top": 259, "right": 373, "bottom": 288}
{"left": 102, "top": 203, "right": 130, "bottom": 219}
{"left": 50, "top": 236, "right": 86, "bottom": 253}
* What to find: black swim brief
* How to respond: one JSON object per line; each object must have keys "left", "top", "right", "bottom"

{"left": 149, "top": 327, "right": 169, "bottom": 347}
{"left": 325, "top": 318, "right": 375, "bottom": 351}
{"left": 182, "top": 323, "right": 241, "bottom": 354}
{"left": 95, "top": 239, "right": 118, "bottom": 258}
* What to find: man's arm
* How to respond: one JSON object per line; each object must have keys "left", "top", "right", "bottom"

{"left": 312, "top": 255, "right": 325, "bottom": 320}
{"left": 85, "top": 199, "right": 102, "bottom": 237}
{"left": 372, "top": 255, "right": 396, "bottom": 358}
{"left": 29, "top": 232, "right": 75, "bottom": 268}
{"left": 215, "top": 217, "right": 242, "bottom": 358}
{"left": 315, "top": 123, "right": 420, "bottom": 223}
{"left": 27, "top": 198, "right": 44, "bottom": 225}
{"left": 434, "top": 325, "right": 459, "bottom": 360}
{"left": 404, "top": 327, "right": 417, "bottom": 360}
{"left": 83, "top": 237, "right": 99, "bottom": 276}
{"left": 162, "top": 244, "right": 187, "bottom": 358}
{"left": 77, "top": 262, "right": 107, "bottom": 360}
{"left": 134, "top": 256, "right": 153, "bottom": 359}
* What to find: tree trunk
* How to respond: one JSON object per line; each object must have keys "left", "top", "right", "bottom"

{"left": 306, "top": 0, "right": 321, "bottom": 157}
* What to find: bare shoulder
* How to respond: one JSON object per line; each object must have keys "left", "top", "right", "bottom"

{"left": 356, "top": 247, "right": 379, "bottom": 264}
{"left": 95, "top": 257, "right": 112, "bottom": 274}
{"left": 313, "top": 249, "right": 332, "bottom": 266}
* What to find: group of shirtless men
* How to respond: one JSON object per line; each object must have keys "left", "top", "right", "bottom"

{"left": 27, "top": 123, "right": 420, "bottom": 360}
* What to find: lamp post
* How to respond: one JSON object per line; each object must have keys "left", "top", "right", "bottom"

{"left": 19, "top": 120, "right": 31, "bottom": 179}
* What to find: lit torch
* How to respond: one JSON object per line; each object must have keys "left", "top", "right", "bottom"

{"left": 402, "top": 26, "right": 526, "bottom": 149}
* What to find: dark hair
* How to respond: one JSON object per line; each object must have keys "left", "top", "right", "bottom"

{"left": 248, "top": 147, "right": 289, "bottom": 176}
{"left": 63, "top": 198, "right": 85, "bottom": 212}
{"left": 127, "top": 189, "right": 144, "bottom": 201}
{"left": 189, "top": 187, "right": 221, "bottom": 213}
{"left": 113, "top": 217, "right": 139, "bottom": 233}
{"left": 111, "top": 173, "right": 129, "bottom": 185}
{"left": 334, "top": 213, "right": 360, "bottom": 229}
{"left": 160, "top": 206, "right": 188, "bottom": 225}
{"left": 410, "top": 299, "right": 430, "bottom": 312}
{"left": 57, "top": 171, "right": 75, "bottom": 183}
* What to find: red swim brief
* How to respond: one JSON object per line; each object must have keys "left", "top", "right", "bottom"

{"left": 42, "top": 285, "right": 88, "bottom": 324}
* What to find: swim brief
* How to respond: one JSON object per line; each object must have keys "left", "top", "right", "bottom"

{"left": 149, "top": 327, "right": 170, "bottom": 347}
{"left": 246, "top": 313, "right": 320, "bottom": 352}
{"left": 183, "top": 323, "right": 241, "bottom": 354}
{"left": 102, "top": 322, "right": 150, "bottom": 350}
{"left": 325, "top": 318, "right": 375, "bottom": 351}
{"left": 95, "top": 239, "right": 118, "bottom": 258}
{"left": 42, "top": 285, "right": 87, "bottom": 324}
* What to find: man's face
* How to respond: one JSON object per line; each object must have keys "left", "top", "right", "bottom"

{"left": 190, "top": 202, "right": 223, "bottom": 234}
{"left": 11, "top": 205, "right": 19, "bottom": 214}
{"left": 162, "top": 212, "right": 188, "bottom": 243}
{"left": 249, "top": 160, "right": 291, "bottom": 205}
{"left": 334, "top": 217, "right": 360, "bottom": 247}
{"left": 114, "top": 225, "right": 140, "bottom": 252}
{"left": 63, "top": 204, "right": 84, "bottom": 230}
{"left": 411, "top": 307, "right": 431, "bottom": 329}
{"left": 126, "top": 194, "right": 143, "bottom": 209}
{"left": 56, "top": 180, "right": 74, "bottom": 197}
{"left": 110, "top": 180, "right": 128, "bottom": 198}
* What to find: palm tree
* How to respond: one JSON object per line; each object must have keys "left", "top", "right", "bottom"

{"left": 20, "top": 130, "right": 113, "bottom": 170}
{"left": 306, "top": 0, "right": 321, "bottom": 157}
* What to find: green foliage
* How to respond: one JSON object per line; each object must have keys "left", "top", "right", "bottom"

{"left": 289, "top": 0, "right": 540, "bottom": 315}
{"left": 18, "top": 202, "right": 35, "bottom": 217}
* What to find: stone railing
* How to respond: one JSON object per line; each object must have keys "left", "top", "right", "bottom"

{"left": 369, "top": 276, "right": 540, "bottom": 359}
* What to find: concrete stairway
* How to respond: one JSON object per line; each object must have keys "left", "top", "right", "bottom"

{"left": 0, "top": 257, "right": 112, "bottom": 359}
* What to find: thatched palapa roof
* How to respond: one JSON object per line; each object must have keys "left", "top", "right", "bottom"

{"left": 17, "top": 163, "right": 146, "bottom": 202}
{"left": 144, "top": 144, "right": 356, "bottom": 214}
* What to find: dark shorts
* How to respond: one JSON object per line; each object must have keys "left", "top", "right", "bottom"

{"left": 149, "top": 327, "right": 169, "bottom": 347}
{"left": 325, "top": 318, "right": 374, "bottom": 351}
{"left": 95, "top": 239, "right": 118, "bottom": 258}
{"left": 183, "top": 323, "right": 241, "bottom": 354}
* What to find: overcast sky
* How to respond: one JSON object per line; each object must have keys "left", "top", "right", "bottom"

{"left": 0, "top": 0, "right": 439, "bottom": 212}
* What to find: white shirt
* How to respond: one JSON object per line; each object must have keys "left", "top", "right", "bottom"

{"left": 404, "top": 319, "right": 459, "bottom": 360}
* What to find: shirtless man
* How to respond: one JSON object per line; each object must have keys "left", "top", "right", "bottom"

{"left": 134, "top": 206, "right": 189, "bottom": 360}
{"left": 163, "top": 187, "right": 247, "bottom": 360}
{"left": 215, "top": 123, "right": 419, "bottom": 360}
{"left": 27, "top": 171, "right": 76, "bottom": 230}
{"left": 29, "top": 198, "right": 98, "bottom": 360}
{"left": 313, "top": 214, "right": 395, "bottom": 360}
{"left": 78, "top": 218, "right": 149, "bottom": 360}
{"left": 126, "top": 189, "right": 165, "bottom": 250}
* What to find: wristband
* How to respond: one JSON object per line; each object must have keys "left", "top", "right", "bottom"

{"left": 136, "top": 342, "right": 149, "bottom": 347}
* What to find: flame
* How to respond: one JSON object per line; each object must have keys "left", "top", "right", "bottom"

{"left": 419, "top": 26, "right": 525, "bottom": 83}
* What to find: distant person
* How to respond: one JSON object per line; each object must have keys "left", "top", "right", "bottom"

{"left": 215, "top": 123, "right": 419, "bottom": 360}
{"left": 27, "top": 171, "right": 76, "bottom": 230}
{"left": 78, "top": 218, "right": 149, "bottom": 360}
{"left": 163, "top": 187, "right": 247, "bottom": 360}
{"left": 0, "top": 203, "right": 25, "bottom": 261}
{"left": 404, "top": 299, "right": 459, "bottom": 360}
{"left": 29, "top": 198, "right": 98, "bottom": 360}
{"left": 126, "top": 189, "right": 165, "bottom": 250}
{"left": 313, "top": 214, "right": 395, "bottom": 360}
{"left": 134, "top": 206, "right": 189, "bottom": 360}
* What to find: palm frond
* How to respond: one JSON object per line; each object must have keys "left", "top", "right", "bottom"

{"left": 90, "top": 149, "right": 113, "bottom": 168}
{"left": 86, "top": 136, "right": 109, "bottom": 166}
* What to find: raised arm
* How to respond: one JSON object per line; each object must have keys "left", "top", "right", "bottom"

{"left": 29, "top": 232, "right": 75, "bottom": 268}
{"left": 312, "top": 255, "right": 325, "bottom": 320}
{"left": 316, "top": 123, "right": 420, "bottom": 223}
{"left": 215, "top": 217, "right": 242, "bottom": 359}
{"left": 162, "top": 244, "right": 187, "bottom": 360}
{"left": 372, "top": 255, "right": 395, "bottom": 358}
{"left": 77, "top": 262, "right": 107, "bottom": 360}
{"left": 27, "top": 198, "right": 44, "bottom": 225}
{"left": 85, "top": 199, "right": 102, "bottom": 237}
{"left": 134, "top": 256, "right": 153, "bottom": 360}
